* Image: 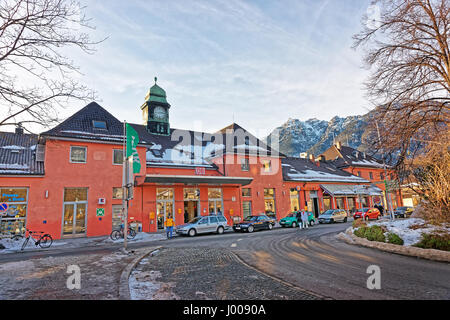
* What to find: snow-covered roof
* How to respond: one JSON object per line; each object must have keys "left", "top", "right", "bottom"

{"left": 282, "top": 157, "right": 369, "bottom": 183}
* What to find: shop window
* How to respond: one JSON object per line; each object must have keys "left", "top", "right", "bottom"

{"left": 113, "top": 149, "right": 123, "bottom": 165}
{"left": 184, "top": 188, "right": 199, "bottom": 200}
{"left": 323, "top": 197, "right": 331, "bottom": 211}
{"left": 157, "top": 188, "right": 174, "bottom": 200}
{"left": 243, "top": 201, "right": 252, "bottom": 219}
{"left": 0, "top": 188, "right": 28, "bottom": 236}
{"left": 264, "top": 188, "right": 276, "bottom": 217}
{"left": 336, "top": 198, "right": 344, "bottom": 210}
{"left": 112, "top": 187, "right": 123, "bottom": 200}
{"left": 241, "top": 158, "right": 249, "bottom": 171}
{"left": 208, "top": 188, "right": 223, "bottom": 215}
{"left": 70, "top": 146, "right": 87, "bottom": 163}
{"left": 289, "top": 189, "right": 299, "bottom": 212}
{"left": 64, "top": 188, "right": 88, "bottom": 202}
{"left": 242, "top": 188, "right": 251, "bottom": 197}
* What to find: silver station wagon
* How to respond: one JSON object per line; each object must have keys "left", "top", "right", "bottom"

{"left": 175, "top": 215, "right": 231, "bottom": 237}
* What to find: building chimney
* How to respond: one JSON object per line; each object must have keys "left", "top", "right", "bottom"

{"left": 336, "top": 141, "right": 342, "bottom": 150}
{"left": 15, "top": 125, "right": 24, "bottom": 135}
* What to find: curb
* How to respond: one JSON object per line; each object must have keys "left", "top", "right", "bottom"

{"left": 337, "top": 227, "right": 450, "bottom": 263}
{"left": 119, "top": 246, "right": 162, "bottom": 300}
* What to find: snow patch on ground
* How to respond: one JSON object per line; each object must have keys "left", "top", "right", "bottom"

{"left": 102, "top": 232, "right": 166, "bottom": 244}
{"left": 365, "top": 218, "right": 450, "bottom": 246}
{"left": 0, "top": 237, "right": 67, "bottom": 253}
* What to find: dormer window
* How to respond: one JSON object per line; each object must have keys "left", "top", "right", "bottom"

{"left": 92, "top": 120, "right": 107, "bottom": 130}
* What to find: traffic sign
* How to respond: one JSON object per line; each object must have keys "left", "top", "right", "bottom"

{"left": 0, "top": 203, "right": 8, "bottom": 212}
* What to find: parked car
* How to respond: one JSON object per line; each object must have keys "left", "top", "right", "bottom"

{"left": 175, "top": 215, "right": 231, "bottom": 237}
{"left": 279, "top": 211, "right": 316, "bottom": 228}
{"left": 353, "top": 208, "right": 381, "bottom": 221}
{"left": 318, "top": 209, "right": 348, "bottom": 224}
{"left": 233, "top": 215, "right": 276, "bottom": 233}
{"left": 393, "top": 206, "right": 414, "bottom": 218}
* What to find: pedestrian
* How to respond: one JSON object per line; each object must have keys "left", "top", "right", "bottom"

{"left": 301, "top": 207, "right": 309, "bottom": 229}
{"left": 165, "top": 215, "right": 174, "bottom": 239}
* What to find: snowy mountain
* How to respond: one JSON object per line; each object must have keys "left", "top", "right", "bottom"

{"left": 266, "top": 113, "right": 371, "bottom": 157}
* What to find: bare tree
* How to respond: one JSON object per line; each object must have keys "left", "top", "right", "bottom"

{"left": 354, "top": 0, "right": 450, "bottom": 221}
{"left": 0, "top": 0, "right": 103, "bottom": 132}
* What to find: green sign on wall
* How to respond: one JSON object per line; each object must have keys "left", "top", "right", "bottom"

{"left": 96, "top": 208, "right": 105, "bottom": 217}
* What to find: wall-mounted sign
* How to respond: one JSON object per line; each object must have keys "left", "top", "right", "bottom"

{"left": 195, "top": 167, "right": 206, "bottom": 175}
{"left": 296, "top": 186, "right": 301, "bottom": 191}
{"left": 96, "top": 208, "right": 105, "bottom": 217}
{"left": 0, "top": 203, "right": 8, "bottom": 213}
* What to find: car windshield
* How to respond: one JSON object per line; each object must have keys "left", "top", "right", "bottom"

{"left": 323, "top": 210, "right": 334, "bottom": 215}
{"left": 188, "top": 217, "right": 202, "bottom": 224}
{"left": 243, "top": 216, "right": 258, "bottom": 222}
{"left": 287, "top": 213, "right": 296, "bottom": 217}
{"left": 360, "top": 208, "right": 369, "bottom": 212}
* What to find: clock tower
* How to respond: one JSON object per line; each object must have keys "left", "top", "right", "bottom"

{"left": 141, "top": 77, "right": 171, "bottom": 135}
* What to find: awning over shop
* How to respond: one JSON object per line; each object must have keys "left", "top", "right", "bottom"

{"left": 143, "top": 174, "right": 253, "bottom": 186}
{"left": 320, "top": 184, "right": 383, "bottom": 196}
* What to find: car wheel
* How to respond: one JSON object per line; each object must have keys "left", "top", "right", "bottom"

{"left": 343, "top": 217, "right": 347, "bottom": 223}
{"left": 268, "top": 223, "right": 273, "bottom": 230}
{"left": 292, "top": 222, "right": 297, "bottom": 228}
{"left": 188, "top": 228, "right": 196, "bottom": 237}
{"left": 248, "top": 226, "right": 254, "bottom": 233}
{"left": 217, "top": 226, "right": 224, "bottom": 234}
{"left": 309, "top": 220, "right": 315, "bottom": 227}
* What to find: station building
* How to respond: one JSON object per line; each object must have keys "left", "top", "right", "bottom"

{"left": 0, "top": 80, "right": 402, "bottom": 239}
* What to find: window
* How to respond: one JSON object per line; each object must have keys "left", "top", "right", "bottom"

{"left": 184, "top": 188, "right": 199, "bottom": 200}
{"left": 369, "top": 172, "right": 373, "bottom": 180}
{"left": 92, "top": 120, "right": 107, "bottom": 130}
{"left": 198, "top": 217, "right": 208, "bottom": 225}
{"left": 209, "top": 216, "right": 218, "bottom": 224}
{"left": 218, "top": 216, "right": 227, "bottom": 223}
{"left": 113, "top": 149, "right": 123, "bottom": 165}
{"left": 264, "top": 188, "right": 276, "bottom": 217}
{"left": 242, "top": 188, "right": 251, "bottom": 197}
{"left": 157, "top": 188, "right": 174, "bottom": 200}
{"left": 263, "top": 160, "right": 272, "bottom": 172}
{"left": 380, "top": 172, "right": 384, "bottom": 180}
{"left": 208, "top": 188, "right": 223, "bottom": 215}
{"left": 323, "top": 197, "right": 331, "bottom": 211}
{"left": 0, "top": 188, "right": 28, "bottom": 236}
{"left": 70, "top": 146, "right": 87, "bottom": 163}
{"left": 290, "top": 189, "right": 300, "bottom": 212}
{"left": 112, "top": 188, "right": 123, "bottom": 200}
{"left": 241, "top": 158, "right": 249, "bottom": 171}
{"left": 357, "top": 171, "right": 361, "bottom": 177}
{"left": 243, "top": 201, "right": 252, "bottom": 219}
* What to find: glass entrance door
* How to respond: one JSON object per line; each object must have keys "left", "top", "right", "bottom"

{"left": 184, "top": 201, "right": 199, "bottom": 223}
{"left": 157, "top": 201, "right": 174, "bottom": 230}
{"left": 112, "top": 205, "right": 122, "bottom": 231}
{"left": 63, "top": 203, "right": 86, "bottom": 236}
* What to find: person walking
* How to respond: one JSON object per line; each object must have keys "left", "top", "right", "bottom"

{"left": 301, "top": 207, "right": 309, "bottom": 229}
{"left": 165, "top": 215, "right": 174, "bottom": 239}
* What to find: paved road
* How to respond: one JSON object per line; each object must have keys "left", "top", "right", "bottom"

{"left": 1, "top": 222, "right": 449, "bottom": 300}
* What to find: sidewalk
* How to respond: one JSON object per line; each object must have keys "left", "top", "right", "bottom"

{"left": 0, "top": 232, "right": 166, "bottom": 255}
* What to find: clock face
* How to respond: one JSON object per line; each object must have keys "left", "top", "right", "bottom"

{"left": 153, "top": 106, "right": 167, "bottom": 120}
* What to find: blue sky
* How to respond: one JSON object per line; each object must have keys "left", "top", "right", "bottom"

{"left": 68, "top": 0, "right": 374, "bottom": 137}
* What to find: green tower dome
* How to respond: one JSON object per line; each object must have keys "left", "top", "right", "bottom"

{"left": 146, "top": 77, "right": 168, "bottom": 104}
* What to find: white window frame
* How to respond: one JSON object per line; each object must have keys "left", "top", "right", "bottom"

{"left": 70, "top": 146, "right": 87, "bottom": 163}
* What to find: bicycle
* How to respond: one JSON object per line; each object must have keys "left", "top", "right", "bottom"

{"left": 15, "top": 228, "right": 53, "bottom": 251}
{"left": 110, "top": 224, "right": 136, "bottom": 241}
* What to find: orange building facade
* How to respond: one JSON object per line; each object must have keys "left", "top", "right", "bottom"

{"left": 0, "top": 82, "right": 401, "bottom": 239}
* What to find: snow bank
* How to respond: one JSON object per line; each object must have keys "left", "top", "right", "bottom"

{"left": 366, "top": 218, "right": 450, "bottom": 246}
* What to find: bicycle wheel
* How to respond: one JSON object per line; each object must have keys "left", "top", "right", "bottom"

{"left": 127, "top": 228, "right": 136, "bottom": 239}
{"left": 39, "top": 234, "right": 53, "bottom": 248}
{"left": 110, "top": 230, "right": 121, "bottom": 241}
{"left": 21, "top": 237, "right": 29, "bottom": 251}
{"left": 11, "top": 234, "right": 23, "bottom": 242}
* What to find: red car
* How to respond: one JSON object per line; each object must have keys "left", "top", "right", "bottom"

{"left": 353, "top": 208, "right": 381, "bottom": 220}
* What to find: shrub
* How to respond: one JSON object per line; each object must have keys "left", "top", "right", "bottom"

{"left": 354, "top": 226, "right": 368, "bottom": 238}
{"left": 353, "top": 225, "right": 386, "bottom": 242}
{"left": 414, "top": 233, "right": 450, "bottom": 251}
{"left": 387, "top": 233, "right": 404, "bottom": 245}
{"left": 364, "top": 225, "right": 386, "bottom": 242}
